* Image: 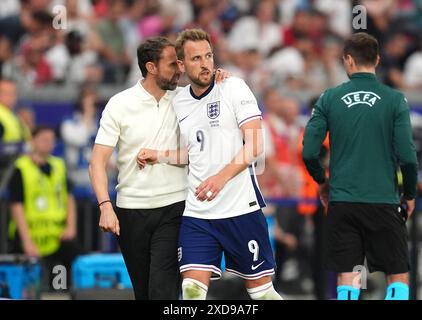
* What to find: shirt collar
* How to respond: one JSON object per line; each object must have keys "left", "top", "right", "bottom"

{"left": 350, "top": 72, "right": 377, "bottom": 80}
{"left": 189, "top": 76, "right": 215, "bottom": 100}
{"left": 135, "top": 80, "right": 172, "bottom": 102}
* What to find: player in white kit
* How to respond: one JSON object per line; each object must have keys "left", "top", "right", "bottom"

{"left": 137, "top": 29, "right": 282, "bottom": 300}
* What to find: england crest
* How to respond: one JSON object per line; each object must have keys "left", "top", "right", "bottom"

{"left": 207, "top": 101, "right": 220, "bottom": 119}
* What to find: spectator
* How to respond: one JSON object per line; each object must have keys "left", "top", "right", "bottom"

{"left": 228, "top": 0, "right": 282, "bottom": 57}
{"left": 379, "top": 32, "right": 411, "bottom": 89}
{"left": 403, "top": 38, "right": 422, "bottom": 91}
{"left": 0, "top": 78, "right": 26, "bottom": 184}
{"left": 8, "top": 125, "right": 83, "bottom": 289}
{"left": 95, "top": 0, "right": 131, "bottom": 83}
{"left": 66, "top": 31, "right": 103, "bottom": 84}
{"left": 61, "top": 85, "right": 100, "bottom": 194}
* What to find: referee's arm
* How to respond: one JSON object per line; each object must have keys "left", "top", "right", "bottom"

{"left": 394, "top": 95, "right": 418, "bottom": 200}
{"left": 302, "top": 96, "right": 328, "bottom": 184}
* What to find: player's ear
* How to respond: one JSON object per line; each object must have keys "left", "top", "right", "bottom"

{"left": 177, "top": 59, "right": 185, "bottom": 73}
{"left": 146, "top": 61, "right": 157, "bottom": 75}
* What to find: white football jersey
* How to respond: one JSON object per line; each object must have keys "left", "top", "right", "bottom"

{"left": 172, "top": 77, "right": 265, "bottom": 219}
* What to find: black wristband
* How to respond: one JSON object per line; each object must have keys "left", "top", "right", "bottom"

{"left": 98, "top": 199, "right": 112, "bottom": 208}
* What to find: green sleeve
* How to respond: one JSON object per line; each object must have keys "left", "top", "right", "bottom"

{"left": 302, "top": 92, "right": 328, "bottom": 184}
{"left": 394, "top": 94, "right": 418, "bottom": 199}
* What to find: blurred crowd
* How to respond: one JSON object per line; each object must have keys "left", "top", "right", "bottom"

{"left": 0, "top": 0, "right": 421, "bottom": 93}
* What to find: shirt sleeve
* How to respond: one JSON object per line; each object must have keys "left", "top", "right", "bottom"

{"left": 8, "top": 168, "right": 24, "bottom": 203}
{"left": 94, "top": 98, "right": 121, "bottom": 147}
{"left": 393, "top": 94, "right": 418, "bottom": 199}
{"left": 229, "top": 79, "right": 262, "bottom": 127}
{"left": 302, "top": 91, "right": 328, "bottom": 184}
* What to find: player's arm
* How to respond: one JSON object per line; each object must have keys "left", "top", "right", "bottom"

{"left": 195, "top": 118, "right": 263, "bottom": 201}
{"left": 89, "top": 144, "right": 120, "bottom": 235}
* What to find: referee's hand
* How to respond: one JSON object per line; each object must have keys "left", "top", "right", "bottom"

{"left": 318, "top": 180, "right": 329, "bottom": 209}
{"left": 402, "top": 197, "right": 415, "bottom": 219}
{"left": 99, "top": 202, "right": 120, "bottom": 236}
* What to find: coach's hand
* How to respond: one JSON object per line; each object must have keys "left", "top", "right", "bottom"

{"left": 195, "top": 173, "right": 229, "bottom": 201}
{"left": 137, "top": 148, "right": 158, "bottom": 169}
{"left": 99, "top": 202, "right": 120, "bottom": 236}
{"left": 214, "top": 68, "right": 231, "bottom": 83}
{"left": 318, "top": 180, "right": 329, "bottom": 209}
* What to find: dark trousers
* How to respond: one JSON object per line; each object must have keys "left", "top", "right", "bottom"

{"left": 116, "top": 201, "right": 185, "bottom": 300}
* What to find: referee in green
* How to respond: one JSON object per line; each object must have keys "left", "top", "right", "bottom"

{"left": 302, "top": 32, "right": 418, "bottom": 300}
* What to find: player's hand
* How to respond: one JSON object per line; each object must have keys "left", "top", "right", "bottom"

{"left": 137, "top": 148, "right": 158, "bottom": 169}
{"left": 318, "top": 180, "right": 329, "bottom": 209}
{"left": 214, "top": 68, "right": 231, "bottom": 83}
{"left": 23, "top": 239, "right": 40, "bottom": 258}
{"left": 195, "top": 173, "right": 229, "bottom": 201}
{"left": 99, "top": 202, "right": 120, "bottom": 236}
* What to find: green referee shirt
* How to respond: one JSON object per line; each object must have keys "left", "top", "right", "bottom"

{"left": 302, "top": 72, "right": 418, "bottom": 204}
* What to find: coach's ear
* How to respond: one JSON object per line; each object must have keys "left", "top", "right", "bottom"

{"left": 146, "top": 61, "right": 158, "bottom": 75}
{"left": 177, "top": 60, "right": 185, "bottom": 73}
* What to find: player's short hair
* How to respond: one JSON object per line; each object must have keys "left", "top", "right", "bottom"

{"left": 137, "top": 37, "right": 174, "bottom": 77}
{"left": 343, "top": 32, "right": 379, "bottom": 67}
{"left": 175, "top": 29, "right": 211, "bottom": 60}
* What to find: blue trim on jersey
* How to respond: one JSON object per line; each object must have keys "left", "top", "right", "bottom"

{"left": 189, "top": 76, "right": 215, "bottom": 100}
{"left": 249, "top": 165, "right": 266, "bottom": 208}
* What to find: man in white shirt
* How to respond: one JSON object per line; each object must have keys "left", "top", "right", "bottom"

{"left": 89, "top": 37, "right": 186, "bottom": 300}
{"left": 90, "top": 36, "right": 229, "bottom": 300}
{"left": 138, "top": 29, "right": 282, "bottom": 300}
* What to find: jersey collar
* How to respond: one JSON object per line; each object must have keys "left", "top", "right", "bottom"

{"left": 189, "top": 76, "right": 215, "bottom": 100}
{"left": 350, "top": 72, "right": 377, "bottom": 80}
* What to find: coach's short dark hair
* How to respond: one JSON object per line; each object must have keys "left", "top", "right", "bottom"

{"left": 175, "top": 29, "right": 211, "bottom": 60}
{"left": 343, "top": 32, "right": 379, "bottom": 66}
{"left": 137, "top": 37, "right": 174, "bottom": 77}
